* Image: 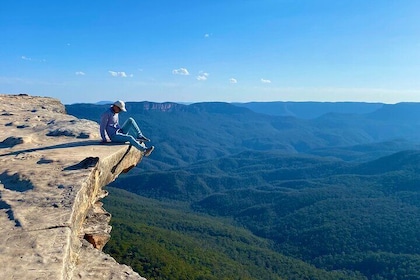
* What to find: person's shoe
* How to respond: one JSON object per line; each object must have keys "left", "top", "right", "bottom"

{"left": 137, "top": 135, "right": 150, "bottom": 142}
{"left": 144, "top": 146, "right": 154, "bottom": 157}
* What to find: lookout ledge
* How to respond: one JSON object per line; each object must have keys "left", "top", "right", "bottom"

{"left": 0, "top": 94, "right": 146, "bottom": 279}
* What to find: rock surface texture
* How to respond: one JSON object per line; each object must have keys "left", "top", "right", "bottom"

{"left": 0, "top": 94, "right": 147, "bottom": 280}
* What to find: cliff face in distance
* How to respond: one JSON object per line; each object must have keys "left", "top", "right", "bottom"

{"left": 0, "top": 94, "right": 147, "bottom": 279}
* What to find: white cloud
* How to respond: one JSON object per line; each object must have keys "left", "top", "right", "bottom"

{"left": 196, "top": 72, "right": 209, "bottom": 81}
{"left": 75, "top": 71, "right": 85, "bottom": 76}
{"left": 109, "top": 71, "right": 129, "bottom": 78}
{"left": 204, "top": 33, "right": 210, "bottom": 38}
{"left": 261, "top": 78, "right": 271, "bottom": 84}
{"left": 229, "top": 78, "right": 238, "bottom": 84}
{"left": 172, "top": 68, "right": 190, "bottom": 75}
{"left": 21, "top": 56, "right": 46, "bottom": 62}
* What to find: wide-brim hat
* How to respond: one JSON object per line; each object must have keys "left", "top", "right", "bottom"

{"left": 113, "top": 100, "right": 127, "bottom": 112}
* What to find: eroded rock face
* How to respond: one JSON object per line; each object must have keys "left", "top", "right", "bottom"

{"left": 0, "top": 94, "right": 147, "bottom": 280}
{"left": 83, "top": 201, "right": 112, "bottom": 250}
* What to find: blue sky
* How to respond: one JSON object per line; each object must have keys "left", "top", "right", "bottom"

{"left": 1, "top": 1, "right": 420, "bottom": 104}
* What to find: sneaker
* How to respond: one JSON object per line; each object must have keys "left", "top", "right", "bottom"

{"left": 137, "top": 135, "right": 150, "bottom": 142}
{"left": 144, "top": 146, "right": 154, "bottom": 157}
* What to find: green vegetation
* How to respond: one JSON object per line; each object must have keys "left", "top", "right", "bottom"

{"left": 108, "top": 150, "right": 420, "bottom": 280}
{"left": 104, "top": 188, "right": 363, "bottom": 280}
{"left": 67, "top": 102, "right": 420, "bottom": 279}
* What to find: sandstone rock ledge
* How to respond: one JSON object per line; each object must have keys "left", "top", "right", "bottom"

{"left": 0, "top": 94, "right": 147, "bottom": 280}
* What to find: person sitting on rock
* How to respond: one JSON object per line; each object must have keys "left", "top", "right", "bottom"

{"left": 100, "top": 100, "right": 154, "bottom": 156}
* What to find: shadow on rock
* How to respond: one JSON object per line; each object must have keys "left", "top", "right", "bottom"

{"left": 0, "top": 137, "right": 24, "bottom": 148}
{"left": 64, "top": 157, "right": 99, "bottom": 170}
{"left": 0, "top": 140, "right": 109, "bottom": 157}
{"left": 0, "top": 172, "right": 34, "bottom": 192}
{"left": 0, "top": 198, "right": 21, "bottom": 227}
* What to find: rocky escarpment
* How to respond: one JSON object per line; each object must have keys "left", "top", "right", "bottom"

{"left": 0, "top": 94, "right": 147, "bottom": 279}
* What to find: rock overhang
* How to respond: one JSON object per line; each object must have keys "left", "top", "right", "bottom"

{"left": 0, "top": 94, "right": 146, "bottom": 280}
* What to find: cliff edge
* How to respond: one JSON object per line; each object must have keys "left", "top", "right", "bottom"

{"left": 0, "top": 94, "right": 147, "bottom": 279}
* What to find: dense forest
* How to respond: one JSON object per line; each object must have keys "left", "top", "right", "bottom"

{"left": 67, "top": 101, "right": 420, "bottom": 279}
{"left": 107, "top": 150, "right": 420, "bottom": 280}
{"left": 104, "top": 187, "right": 366, "bottom": 280}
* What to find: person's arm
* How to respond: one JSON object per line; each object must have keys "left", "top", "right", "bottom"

{"left": 99, "top": 111, "right": 109, "bottom": 142}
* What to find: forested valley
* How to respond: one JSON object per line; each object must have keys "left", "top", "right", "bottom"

{"left": 67, "top": 101, "right": 420, "bottom": 279}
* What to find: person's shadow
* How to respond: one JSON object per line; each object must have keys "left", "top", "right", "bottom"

{"left": 0, "top": 140, "right": 121, "bottom": 157}
{"left": 0, "top": 139, "right": 134, "bottom": 173}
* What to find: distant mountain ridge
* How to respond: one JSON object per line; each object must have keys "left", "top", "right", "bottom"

{"left": 234, "top": 101, "right": 384, "bottom": 119}
{"left": 367, "top": 102, "right": 420, "bottom": 122}
{"left": 66, "top": 100, "right": 420, "bottom": 170}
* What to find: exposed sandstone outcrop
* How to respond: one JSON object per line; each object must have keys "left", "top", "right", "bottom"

{"left": 0, "top": 94, "right": 147, "bottom": 279}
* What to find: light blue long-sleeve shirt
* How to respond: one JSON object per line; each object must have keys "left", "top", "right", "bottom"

{"left": 99, "top": 107, "right": 120, "bottom": 141}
